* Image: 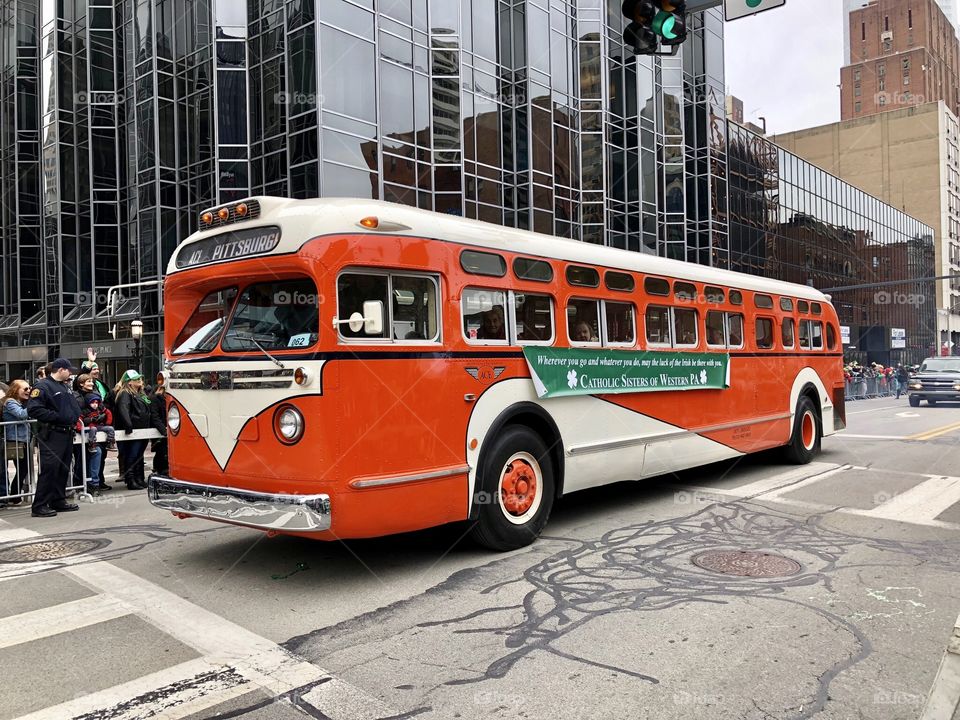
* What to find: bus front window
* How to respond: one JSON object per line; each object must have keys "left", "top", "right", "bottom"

{"left": 222, "top": 278, "right": 320, "bottom": 351}
{"left": 172, "top": 287, "right": 238, "bottom": 355}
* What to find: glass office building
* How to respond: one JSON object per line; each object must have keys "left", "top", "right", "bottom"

{"left": 0, "top": 0, "right": 932, "bottom": 378}
{"left": 726, "top": 122, "right": 937, "bottom": 364}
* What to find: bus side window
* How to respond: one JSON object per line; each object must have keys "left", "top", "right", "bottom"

{"left": 514, "top": 292, "right": 554, "bottom": 344}
{"left": 706, "top": 311, "right": 725, "bottom": 347}
{"left": 463, "top": 288, "right": 508, "bottom": 343}
{"left": 645, "top": 305, "right": 671, "bottom": 346}
{"left": 755, "top": 317, "right": 774, "bottom": 350}
{"left": 604, "top": 301, "right": 635, "bottom": 346}
{"left": 567, "top": 299, "right": 600, "bottom": 344}
{"left": 727, "top": 314, "right": 744, "bottom": 348}
{"left": 674, "top": 308, "right": 698, "bottom": 347}
{"left": 392, "top": 275, "right": 439, "bottom": 342}
{"left": 799, "top": 320, "right": 811, "bottom": 349}
{"left": 782, "top": 318, "right": 795, "bottom": 349}
{"left": 811, "top": 321, "right": 824, "bottom": 350}
{"left": 337, "top": 273, "right": 389, "bottom": 340}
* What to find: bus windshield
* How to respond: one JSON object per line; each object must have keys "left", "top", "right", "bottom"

{"left": 172, "top": 287, "right": 238, "bottom": 355}
{"left": 221, "top": 278, "right": 320, "bottom": 351}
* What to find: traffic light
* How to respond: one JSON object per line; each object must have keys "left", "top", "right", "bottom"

{"left": 621, "top": 0, "right": 688, "bottom": 55}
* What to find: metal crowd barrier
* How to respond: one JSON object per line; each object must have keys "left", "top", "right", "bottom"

{"left": 1, "top": 419, "right": 38, "bottom": 506}
{"left": 2, "top": 422, "right": 162, "bottom": 506}
{"left": 73, "top": 428, "right": 164, "bottom": 502}
{"left": 844, "top": 376, "right": 904, "bottom": 401}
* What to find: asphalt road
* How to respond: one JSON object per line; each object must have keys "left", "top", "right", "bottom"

{"left": 2, "top": 396, "right": 960, "bottom": 720}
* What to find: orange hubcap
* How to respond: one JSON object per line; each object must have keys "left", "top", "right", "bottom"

{"left": 501, "top": 460, "right": 537, "bottom": 516}
{"left": 802, "top": 413, "right": 815, "bottom": 448}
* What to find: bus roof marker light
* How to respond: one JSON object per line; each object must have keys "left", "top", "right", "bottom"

{"left": 359, "top": 216, "right": 380, "bottom": 229}
{"left": 235, "top": 203, "right": 249, "bottom": 218}
{"left": 217, "top": 207, "right": 230, "bottom": 221}
{"left": 201, "top": 211, "right": 214, "bottom": 225}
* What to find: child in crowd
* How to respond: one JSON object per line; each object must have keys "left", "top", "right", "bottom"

{"left": 78, "top": 393, "right": 115, "bottom": 494}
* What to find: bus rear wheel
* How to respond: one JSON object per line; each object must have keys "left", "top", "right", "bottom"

{"left": 470, "top": 426, "right": 555, "bottom": 551}
{"left": 783, "top": 396, "right": 821, "bottom": 465}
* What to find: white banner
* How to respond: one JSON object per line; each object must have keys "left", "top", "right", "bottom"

{"left": 840, "top": 326, "right": 851, "bottom": 345}
{"left": 891, "top": 328, "right": 906, "bottom": 349}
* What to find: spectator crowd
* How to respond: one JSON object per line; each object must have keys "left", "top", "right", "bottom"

{"left": 1, "top": 350, "right": 167, "bottom": 517}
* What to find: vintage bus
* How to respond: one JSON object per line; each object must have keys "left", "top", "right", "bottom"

{"left": 149, "top": 197, "right": 845, "bottom": 551}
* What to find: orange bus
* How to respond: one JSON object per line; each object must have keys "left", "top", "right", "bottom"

{"left": 149, "top": 197, "right": 846, "bottom": 550}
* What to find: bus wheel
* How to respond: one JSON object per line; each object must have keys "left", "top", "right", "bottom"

{"left": 783, "top": 396, "right": 820, "bottom": 465}
{"left": 470, "top": 426, "right": 555, "bottom": 551}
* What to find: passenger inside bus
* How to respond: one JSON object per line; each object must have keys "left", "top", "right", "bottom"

{"left": 573, "top": 321, "right": 597, "bottom": 343}
{"left": 477, "top": 307, "right": 506, "bottom": 340}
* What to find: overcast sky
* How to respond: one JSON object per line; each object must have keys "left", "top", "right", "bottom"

{"left": 724, "top": 0, "right": 843, "bottom": 134}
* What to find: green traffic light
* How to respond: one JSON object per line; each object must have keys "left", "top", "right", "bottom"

{"left": 652, "top": 10, "right": 677, "bottom": 40}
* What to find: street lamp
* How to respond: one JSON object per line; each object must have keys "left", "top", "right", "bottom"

{"left": 131, "top": 320, "right": 143, "bottom": 372}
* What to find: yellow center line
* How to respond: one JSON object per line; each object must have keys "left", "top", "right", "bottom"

{"left": 906, "top": 420, "right": 960, "bottom": 441}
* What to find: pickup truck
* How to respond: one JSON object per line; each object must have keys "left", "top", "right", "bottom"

{"left": 908, "top": 357, "right": 960, "bottom": 406}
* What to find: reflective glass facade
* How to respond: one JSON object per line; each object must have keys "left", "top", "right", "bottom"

{"left": 726, "top": 122, "right": 937, "bottom": 364}
{"left": 0, "top": 1, "right": 933, "bottom": 377}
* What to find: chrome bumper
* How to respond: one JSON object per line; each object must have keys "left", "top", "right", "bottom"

{"left": 147, "top": 475, "right": 331, "bottom": 533}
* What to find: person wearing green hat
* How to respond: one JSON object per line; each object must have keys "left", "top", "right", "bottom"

{"left": 114, "top": 369, "right": 153, "bottom": 490}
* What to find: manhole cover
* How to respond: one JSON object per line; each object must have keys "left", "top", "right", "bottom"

{"left": 691, "top": 550, "right": 801, "bottom": 578}
{"left": 0, "top": 538, "right": 110, "bottom": 564}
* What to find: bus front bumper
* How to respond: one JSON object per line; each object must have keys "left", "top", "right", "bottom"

{"left": 147, "top": 475, "right": 331, "bottom": 533}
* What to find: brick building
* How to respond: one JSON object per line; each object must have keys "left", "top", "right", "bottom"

{"left": 842, "top": 0, "right": 960, "bottom": 120}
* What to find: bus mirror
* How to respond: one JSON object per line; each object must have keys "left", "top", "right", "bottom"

{"left": 363, "top": 300, "right": 384, "bottom": 335}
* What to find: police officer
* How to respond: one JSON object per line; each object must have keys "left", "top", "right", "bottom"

{"left": 27, "top": 358, "right": 82, "bottom": 517}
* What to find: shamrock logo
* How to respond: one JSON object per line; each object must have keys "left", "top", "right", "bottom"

{"left": 567, "top": 369, "right": 579, "bottom": 389}
{"left": 699, "top": 370, "right": 708, "bottom": 385}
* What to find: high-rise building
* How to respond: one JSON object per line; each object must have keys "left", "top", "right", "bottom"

{"left": 845, "top": 0, "right": 959, "bottom": 64}
{"left": 842, "top": 0, "right": 960, "bottom": 120}
{"left": 773, "top": 101, "right": 960, "bottom": 353}
{"left": 0, "top": 1, "right": 938, "bottom": 377}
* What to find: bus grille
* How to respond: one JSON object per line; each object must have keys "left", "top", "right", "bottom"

{"left": 168, "top": 369, "right": 294, "bottom": 390}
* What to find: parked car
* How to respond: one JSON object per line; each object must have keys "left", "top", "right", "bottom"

{"left": 907, "top": 357, "right": 960, "bottom": 406}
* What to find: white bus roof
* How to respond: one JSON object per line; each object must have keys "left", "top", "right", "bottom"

{"left": 170, "top": 196, "right": 830, "bottom": 303}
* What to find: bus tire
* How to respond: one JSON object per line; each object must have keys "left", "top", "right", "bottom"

{"left": 783, "top": 396, "right": 820, "bottom": 465}
{"left": 470, "top": 426, "right": 555, "bottom": 551}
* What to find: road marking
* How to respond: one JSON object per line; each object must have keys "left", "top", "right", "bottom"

{"left": 908, "top": 421, "right": 960, "bottom": 441}
{"left": 861, "top": 475, "right": 960, "bottom": 523}
{"left": 12, "top": 657, "right": 252, "bottom": 720}
{"left": 0, "top": 518, "right": 398, "bottom": 720}
{"left": 0, "top": 594, "right": 130, "bottom": 650}
{"left": 761, "top": 464, "right": 852, "bottom": 501}
{"left": 835, "top": 434, "right": 909, "bottom": 440}
{"left": 895, "top": 412, "right": 921, "bottom": 418}
{"left": 303, "top": 679, "right": 395, "bottom": 720}
{"left": 706, "top": 462, "right": 842, "bottom": 499}
{"left": 0, "top": 527, "right": 38, "bottom": 543}
{"left": 847, "top": 406, "right": 903, "bottom": 415}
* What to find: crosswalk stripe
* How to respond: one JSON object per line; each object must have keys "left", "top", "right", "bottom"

{"left": 861, "top": 475, "right": 960, "bottom": 523}
{"left": 0, "top": 517, "right": 396, "bottom": 720}
{"left": 0, "top": 594, "right": 129, "bottom": 650}
{"left": 707, "top": 462, "right": 843, "bottom": 499}
{"left": 10, "top": 657, "right": 252, "bottom": 720}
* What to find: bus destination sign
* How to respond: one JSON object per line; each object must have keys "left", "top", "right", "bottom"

{"left": 176, "top": 226, "right": 282, "bottom": 269}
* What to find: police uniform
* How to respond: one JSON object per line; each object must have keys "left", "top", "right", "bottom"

{"left": 27, "top": 376, "right": 82, "bottom": 513}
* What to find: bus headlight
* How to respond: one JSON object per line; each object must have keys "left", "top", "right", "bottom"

{"left": 294, "top": 367, "right": 312, "bottom": 386}
{"left": 274, "top": 405, "right": 304, "bottom": 444}
{"left": 167, "top": 404, "right": 181, "bottom": 434}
